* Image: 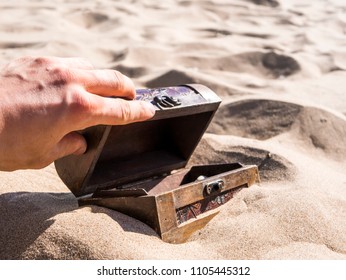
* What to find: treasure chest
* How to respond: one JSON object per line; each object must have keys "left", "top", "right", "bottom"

{"left": 54, "top": 84, "right": 260, "bottom": 243}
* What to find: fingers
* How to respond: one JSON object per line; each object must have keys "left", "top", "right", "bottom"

{"left": 71, "top": 91, "right": 156, "bottom": 128}
{"left": 100, "top": 98, "right": 156, "bottom": 125}
{"left": 36, "top": 56, "right": 153, "bottom": 127}
{"left": 91, "top": 95, "right": 156, "bottom": 126}
{"left": 33, "top": 56, "right": 134, "bottom": 99}
{"left": 70, "top": 69, "right": 136, "bottom": 99}
{"left": 52, "top": 132, "right": 87, "bottom": 161}
{"left": 48, "top": 66, "right": 136, "bottom": 99}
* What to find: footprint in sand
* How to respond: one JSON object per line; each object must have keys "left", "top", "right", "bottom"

{"left": 246, "top": 0, "right": 280, "bottom": 7}
{"left": 262, "top": 51, "right": 301, "bottom": 77}
{"left": 65, "top": 10, "right": 109, "bottom": 29}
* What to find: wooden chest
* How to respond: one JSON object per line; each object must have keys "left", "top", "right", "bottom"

{"left": 55, "top": 84, "right": 259, "bottom": 243}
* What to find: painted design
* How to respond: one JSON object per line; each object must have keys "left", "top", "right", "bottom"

{"left": 176, "top": 188, "right": 241, "bottom": 224}
{"left": 135, "top": 86, "right": 196, "bottom": 102}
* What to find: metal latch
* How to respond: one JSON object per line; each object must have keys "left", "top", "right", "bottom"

{"left": 153, "top": 95, "right": 181, "bottom": 109}
{"left": 204, "top": 179, "right": 225, "bottom": 195}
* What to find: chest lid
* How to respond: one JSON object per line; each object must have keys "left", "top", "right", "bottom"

{"left": 55, "top": 84, "right": 221, "bottom": 197}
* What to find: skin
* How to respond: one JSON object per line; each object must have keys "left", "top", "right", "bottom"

{"left": 0, "top": 56, "right": 156, "bottom": 171}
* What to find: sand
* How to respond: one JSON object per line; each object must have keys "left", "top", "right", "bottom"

{"left": 0, "top": 0, "right": 346, "bottom": 259}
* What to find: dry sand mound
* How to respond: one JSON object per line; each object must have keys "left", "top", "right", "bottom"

{"left": 174, "top": 51, "right": 301, "bottom": 78}
{"left": 190, "top": 186, "right": 346, "bottom": 259}
{"left": 189, "top": 138, "right": 296, "bottom": 182}
{"left": 208, "top": 99, "right": 346, "bottom": 160}
{"left": 208, "top": 99, "right": 302, "bottom": 139}
{"left": 290, "top": 107, "right": 346, "bottom": 161}
{"left": 146, "top": 69, "right": 196, "bottom": 88}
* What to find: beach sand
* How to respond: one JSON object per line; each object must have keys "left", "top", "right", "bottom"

{"left": 0, "top": 0, "right": 345, "bottom": 259}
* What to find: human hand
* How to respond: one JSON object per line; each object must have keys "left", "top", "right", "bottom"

{"left": 0, "top": 56, "right": 155, "bottom": 171}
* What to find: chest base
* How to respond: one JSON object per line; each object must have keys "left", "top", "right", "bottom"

{"left": 79, "top": 163, "right": 260, "bottom": 244}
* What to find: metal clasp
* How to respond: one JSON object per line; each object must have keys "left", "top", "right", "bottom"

{"left": 204, "top": 179, "right": 225, "bottom": 196}
{"left": 153, "top": 95, "right": 181, "bottom": 109}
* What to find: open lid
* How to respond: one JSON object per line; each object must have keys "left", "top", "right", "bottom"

{"left": 55, "top": 84, "right": 221, "bottom": 197}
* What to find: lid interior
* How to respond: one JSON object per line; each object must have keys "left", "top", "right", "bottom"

{"left": 87, "top": 110, "right": 215, "bottom": 188}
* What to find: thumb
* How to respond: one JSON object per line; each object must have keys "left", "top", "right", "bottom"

{"left": 53, "top": 132, "right": 87, "bottom": 160}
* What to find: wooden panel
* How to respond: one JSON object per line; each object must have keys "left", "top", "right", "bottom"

{"left": 173, "top": 165, "right": 259, "bottom": 209}
{"left": 155, "top": 192, "right": 178, "bottom": 234}
{"left": 54, "top": 125, "right": 111, "bottom": 196}
{"left": 79, "top": 196, "right": 160, "bottom": 233}
{"left": 161, "top": 211, "right": 219, "bottom": 244}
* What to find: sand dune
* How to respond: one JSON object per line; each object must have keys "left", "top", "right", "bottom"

{"left": 0, "top": 0, "right": 346, "bottom": 259}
